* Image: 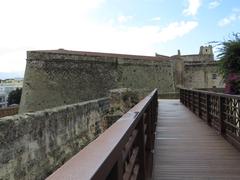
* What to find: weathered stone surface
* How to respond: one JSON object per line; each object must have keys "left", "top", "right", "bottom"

{"left": 109, "top": 88, "right": 139, "bottom": 112}
{"left": 172, "top": 46, "right": 223, "bottom": 90}
{"left": 104, "top": 88, "right": 141, "bottom": 127}
{"left": 19, "top": 48, "right": 224, "bottom": 113}
{"left": 19, "top": 50, "right": 174, "bottom": 113}
{"left": 182, "top": 62, "right": 224, "bottom": 89}
{"left": 0, "top": 98, "right": 109, "bottom": 180}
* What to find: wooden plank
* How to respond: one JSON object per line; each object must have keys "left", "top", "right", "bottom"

{"left": 123, "top": 130, "right": 138, "bottom": 161}
{"left": 123, "top": 147, "right": 139, "bottom": 180}
{"left": 130, "top": 164, "right": 139, "bottom": 180}
{"left": 152, "top": 100, "right": 240, "bottom": 180}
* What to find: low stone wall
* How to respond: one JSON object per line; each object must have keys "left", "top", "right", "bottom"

{"left": 105, "top": 88, "right": 141, "bottom": 126}
{"left": 0, "top": 98, "right": 109, "bottom": 180}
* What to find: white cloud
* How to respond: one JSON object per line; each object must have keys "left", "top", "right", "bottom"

{"left": 218, "top": 10, "right": 240, "bottom": 27}
{"left": 183, "top": 0, "right": 201, "bottom": 16}
{"left": 156, "top": 21, "right": 198, "bottom": 42}
{"left": 208, "top": 0, "right": 221, "bottom": 9}
{"left": 218, "top": 15, "right": 236, "bottom": 27}
{"left": 0, "top": 0, "right": 105, "bottom": 74}
{"left": 117, "top": 15, "right": 133, "bottom": 23}
{"left": 151, "top": 17, "right": 161, "bottom": 21}
{"left": 0, "top": 0, "right": 198, "bottom": 75}
{"left": 0, "top": 50, "right": 26, "bottom": 73}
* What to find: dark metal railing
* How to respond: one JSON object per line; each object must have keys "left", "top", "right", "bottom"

{"left": 47, "top": 89, "right": 158, "bottom": 180}
{"left": 180, "top": 88, "right": 240, "bottom": 150}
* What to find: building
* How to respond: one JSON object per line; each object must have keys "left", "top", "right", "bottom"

{"left": 0, "top": 93, "right": 7, "bottom": 108}
{"left": 173, "top": 45, "right": 224, "bottom": 89}
{"left": 0, "top": 78, "right": 23, "bottom": 108}
{"left": 19, "top": 46, "right": 224, "bottom": 113}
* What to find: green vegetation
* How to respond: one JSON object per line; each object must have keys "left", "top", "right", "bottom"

{"left": 217, "top": 33, "right": 240, "bottom": 94}
{"left": 218, "top": 33, "right": 240, "bottom": 78}
{"left": 8, "top": 88, "right": 22, "bottom": 106}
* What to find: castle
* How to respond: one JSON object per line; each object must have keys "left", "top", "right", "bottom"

{"left": 173, "top": 45, "right": 222, "bottom": 89}
{"left": 19, "top": 45, "right": 223, "bottom": 113}
{"left": 0, "top": 45, "right": 224, "bottom": 180}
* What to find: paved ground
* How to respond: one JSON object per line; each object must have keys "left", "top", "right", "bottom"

{"left": 152, "top": 100, "right": 240, "bottom": 180}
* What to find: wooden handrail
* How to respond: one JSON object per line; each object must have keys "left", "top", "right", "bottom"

{"left": 47, "top": 89, "right": 158, "bottom": 180}
{"left": 180, "top": 87, "right": 240, "bottom": 98}
{"left": 180, "top": 88, "right": 240, "bottom": 150}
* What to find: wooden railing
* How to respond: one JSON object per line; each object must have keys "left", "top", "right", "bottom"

{"left": 47, "top": 89, "right": 158, "bottom": 180}
{"left": 180, "top": 88, "right": 240, "bottom": 150}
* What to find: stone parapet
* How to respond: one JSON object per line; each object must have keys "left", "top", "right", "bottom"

{"left": 0, "top": 97, "right": 109, "bottom": 180}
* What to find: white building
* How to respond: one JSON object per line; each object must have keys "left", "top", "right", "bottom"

{"left": 0, "top": 78, "right": 23, "bottom": 108}
{"left": 0, "top": 93, "right": 7, "bottom": 108}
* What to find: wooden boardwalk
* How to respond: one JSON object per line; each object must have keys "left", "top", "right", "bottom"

{"left": 152, "top": 100, "right": 240, "bottom": 180}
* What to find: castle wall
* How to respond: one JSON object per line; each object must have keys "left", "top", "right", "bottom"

{"left": 183, "top": 62, "right": 224, "bottom": 89}
{"left": 117, "top": 58, "right": 175, "bottom": 93}
{"left": 180, "top": 54, "right": 214, "bottom": 62}
{"left": 20, "top": 50, "right": 175, "bottom": 113}
{"left": 0, "top": 97, "right": 109, "bottom": 180}
{"left": 19, "top": 47, "right": 223, "bottom": 113}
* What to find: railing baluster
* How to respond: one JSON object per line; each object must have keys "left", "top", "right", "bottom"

{"left": 148, "top": 103, "right": 154, "bottom": 178}
{"left": 206, "top": 94, "right": 211, "bottom": 126}
{"left": 138, "top": 115, "right": 146, "bottom": 180}
{"left": 219, "top": 96, "right": 226, "bottom": 135}
{"left": 198, "top": 92, "right": 201, "bottom": 118}
{"left": 106, "top": 158, "right": 123, "bottom": 180}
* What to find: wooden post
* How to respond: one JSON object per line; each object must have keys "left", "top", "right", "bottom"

{"left": 106, "top": 159, "right": 123, "bottom": 180}
{"left": 138, "top": 115, "right": 146, "bottom": 180}
{"left": 148, "top": 104, "right": 154, "bottom": 179}
{"left": 219, "top": 96, "right": 225, "bottom": 135}
{"left": 206, "top": 94, "right": 211, "bottom": 126}
{"left": 198, "top": 92, "right": 201, "bottom": 118}
{"left": 191, "top": 91, "right": 193, "bottom": 111}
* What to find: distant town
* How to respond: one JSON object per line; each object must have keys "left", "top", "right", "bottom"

{"left": 0, "top": 78, "right": 23, "bottom": 108}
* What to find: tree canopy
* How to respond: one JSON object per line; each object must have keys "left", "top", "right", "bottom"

{"left": 217, "top": 33, "right": 240, "bottom": 94}
{"left": 218, "top": 33, "right": 240, "bottom": 78}
{"left": 7, "top": 88, "right": 22, "bottom": 106}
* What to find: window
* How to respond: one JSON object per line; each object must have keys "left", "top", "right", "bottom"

{"left": 212, "top": 74, "right": 217, "bottom": 80}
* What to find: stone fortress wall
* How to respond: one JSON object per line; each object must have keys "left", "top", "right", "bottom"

{"left": 19, "top": 45, "right": 223, "bottom": 113}
{"left": 0, "top": 97, "right": 110, "bottom": 180}
{"left": 19, "top": 50, "right": 175, "bottom": 113}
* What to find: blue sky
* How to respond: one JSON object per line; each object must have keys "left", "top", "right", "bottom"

{"left": 0, "top": 0, "right": 240, "bottom": 79}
